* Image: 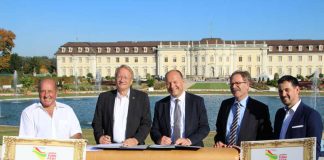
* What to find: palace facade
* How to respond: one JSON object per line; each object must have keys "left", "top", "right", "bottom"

{"left": 55, "top": 38, "right": 324, "bottom": 80}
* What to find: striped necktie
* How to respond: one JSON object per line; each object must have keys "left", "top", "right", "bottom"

{"left": 228, "top": 102, "right": 241, "bottom": 146}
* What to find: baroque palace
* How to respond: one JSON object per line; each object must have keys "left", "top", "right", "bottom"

{"left": 55, "top": 38, "right": 324, "bottom": 80}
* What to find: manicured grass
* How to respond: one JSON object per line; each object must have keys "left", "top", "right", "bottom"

{"left": 189, "top": 83, "right": 229, "bottom": 89}
{"left": 0, "top": 126, "right": 216, "bottom": 147}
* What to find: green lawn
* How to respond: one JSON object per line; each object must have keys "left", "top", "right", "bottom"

{"left": 0, "top": 126, "right": 216, "bottom": 147}
{"left": 189, "top": 83, "right": 229, "bottom": 89}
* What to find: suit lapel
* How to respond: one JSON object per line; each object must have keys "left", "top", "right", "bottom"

{"left": 108, "top": 90, "right": 117, "bottom": 135}
{"left": 184, "top": 92, "right": 191, "bottom": 137}
{"left": 126, "top": 89, "right": 136, "bottom": 138}
{"left": 285, "top": 102, "right": 304, "bottom": 138}
{"left": 164, "top": 96, "right": 171, "bottom": 136}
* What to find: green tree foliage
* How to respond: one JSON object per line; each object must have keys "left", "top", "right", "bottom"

{"left": 20, "top": 76, "right": 34, "bottom": 92}
{"left": 9, "top": 54, "right": 23, "bottom": 73}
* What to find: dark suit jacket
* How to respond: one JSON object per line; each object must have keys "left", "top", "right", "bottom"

{"left": 214, "top": 97, "right": 273, "bottom": 146}
{"left": 92, "top": 89, "right": 152, "bottom": 144}
{"left": 274, "top": 101, "right": 323, "bottom": 159}
{"left": 150, "top": 92, "right": 210, "bottom": 146}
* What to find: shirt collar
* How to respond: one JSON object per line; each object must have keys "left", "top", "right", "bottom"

{"left": 117, "top": 89, "right": 130, "bottom": 99}
{"left": 37, "top": 101, "right": 60, "bottom": 109}
{"left": 171, "top": 91, "right": 185, "bottom": 102}
{"left": 284, "top": 99, "right": 301, "bottom": 112}
{"left": 235, "top": 96, "right": 249, "bottom": 108}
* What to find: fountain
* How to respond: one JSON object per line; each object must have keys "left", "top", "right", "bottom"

{"left": 311, "top": 69, "right": 320, "bottom": 110}
{"left": 95, "top": 70, "right": 102, "bottom": 93}
{"left": 73, "top": 71, "right": 80, "bottom": 100}
{"left": 12, "top": 70, "right": 21, "bottom": 104}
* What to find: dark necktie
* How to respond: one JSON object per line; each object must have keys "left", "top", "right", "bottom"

{"left": 228, "top": 102, "right": 241, "bottom": 146}
{"left": 173, "top": 99, "right": 181, "bottom": 143}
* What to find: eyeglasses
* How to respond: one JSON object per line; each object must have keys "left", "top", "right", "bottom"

{"left": 230, "top": 81, "right": 247, "bottom": 86}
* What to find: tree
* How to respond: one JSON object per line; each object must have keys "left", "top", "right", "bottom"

{"left": 0, "top": 28, "right": 16, "bottom": 72}
{"left": 9, "top": 54, "right": 23, "bottom": 73}
{"left": 20, "top": 75, "right": 34, "bottom": 93}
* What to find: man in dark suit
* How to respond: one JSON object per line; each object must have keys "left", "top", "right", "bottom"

{"left": 150, "top": 70, "right": 210, "bottom": 146}
{"left": 92, "top": 65, "right": 151, "bottom": 146}
{"left": 214, "top": 71, "right": 273, "bottom": 147}
{"left": 274, "top": 75, "right": 323, "bottom": 159}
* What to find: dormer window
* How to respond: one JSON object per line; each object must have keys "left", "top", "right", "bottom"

{"left": 85, "top": 47, "right": 90, "bottom": 53}
{"left": 269, "top": 46, "right": 273, "bottom": 52}
{"left": 106, "top": 47, "right": 111, "bottom": 53}
{"left": 319, "top": 45, "right": 323, "bottom": 51}
{"left": 288, "top": 46, "right": 293, "bottom": 52}
{"left": 78, "top": 47, "right": 82, "bottom": 53}
{"left": 61, "top": 47, "right": 66, "bottom": 52}
{"left": 298, "top": 45, "right": 303, "bottom": 51}
{"left": 116, "top": 47, "right": 120, "bottom": 53}
{"left": 125, "top": 47, "right": 129, "bottom": 53}
{"left": 152, "top": 47, "right": 156, "bottom": 51}
{"left": 97, "top": 47, "right": 102, "bottom": 53}
{"left": 278, "top": 46, "right": 283, "bottom": 52}
{"left": 309, "top": 45, "right": 313, "bottom": 51}
{"left": 134, "top": 47, "right": 138, "bottom": 53}
{"left": 144, "top": 47, "right": 147, "bottom": 53}
{"left": 68, "top": 47, "right": 73, "bottom": 52}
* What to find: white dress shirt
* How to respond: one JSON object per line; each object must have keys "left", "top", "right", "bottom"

{"left": 19, "top": 102, "right": 82, "bottom": 139}
{"left": 113, "top": 90, "right": 130, "bottom": 143}
{"left": 279, "top": 99, "right": 301, "bottom": 139}
{"left": 170, "top": 91, "right": 186, "bottom": 141}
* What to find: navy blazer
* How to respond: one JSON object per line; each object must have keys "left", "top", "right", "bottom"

{"left": 150, "top": 92, "right": 210, "bottom": 146}
{"left": 274, "top": 101, "right": 323, "bottom": 159}
{"left": 91, "top": 89, "right": 152, "bottom": 144}
{"left": 214, "top": 97, "right": 273, "bottom": 146}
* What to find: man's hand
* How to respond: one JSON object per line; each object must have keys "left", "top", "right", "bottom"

{"left": 159, "top": 136, "right": 172, "bottom": 145}
{"left": 214, "top": 141, "right": 227, "bottom": 148}
{"left": 99, "top": 135, "right": 111, "bottom": 144}
{"left": 123, "top": 138, "right": 138, "bottom": 147}
{"left": 175, "top": 138, "right": 192, "bottom": 146}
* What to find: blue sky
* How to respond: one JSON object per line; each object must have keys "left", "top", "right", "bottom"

{"left": 1, "top": 0, "right": 324, "bottom": 57}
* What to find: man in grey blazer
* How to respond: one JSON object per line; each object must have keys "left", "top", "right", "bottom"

{"left": 92, "top": 65, "right": 151, "bottom": 146}
{"left": 150, "top": 70, "right": 210, "bottom": 146}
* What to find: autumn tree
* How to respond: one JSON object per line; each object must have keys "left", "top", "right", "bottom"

{"left": 0, "top": 28, "right": 16, "bottom": 72}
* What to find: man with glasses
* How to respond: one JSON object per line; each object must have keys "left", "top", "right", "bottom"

{"left": 214, "top": 71, "right": 273, "bottom": 147}
{"left": 92, "top": 65, "right": 152, "bottom": 147}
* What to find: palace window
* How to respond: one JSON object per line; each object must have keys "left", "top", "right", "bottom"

{"left": 257, "top": 56, "right": 260, "bottom": 62}
{"left": 173, "top": 57, "right": 177, "bottom": 62}
{"left": 62, "top": 57, "right": 65, "bottom": 63}
{"left": 269, "top": 46, "right": 273, "bottom": 52}
{"left": 134, "top": 47, "right": 138, "bottom": 53}
{"left": 319, "top": 45, "right": 323, "bottom": 51}
{"left": 125, "top": 57, "right": 129, "bottom": 62}
{"left": 85, "top": 47, "right": 89, "bottom": 53}
{"left": 68, "top": 47, "right": 73, "bottom": 52}
{"left": 106, "top": 47, "right": 111, "bottom": 53}
{"left": 78, "top": 47, "right": 82, "bottom": 53}
{"left": 288, "top": 46, "right": 293, "bottom": 52}
{"left": 239, "top": 56, "right": 242, "bottom": 62}
{"left": 182, "top": 57, "right": 185, "bottom": 62}
{"left": 278, "top": 46, "right": 283, "bottom": 52}
{"left": 210, "top": 56, "right": 214, "bottom": 62}
{"left": 278, "top": 56, "right": 282, "bottom": 62}
{"left": 61, "top": 47, "right": 66, "bottom": 52}
{"left": 86, "top": 57, "right": 89, "bottom": 63}
{"left": 298, "top": 56, "right": 302, "bottom": 61}
{"left": 309, "top": 45, "right": 313, "bottom": 51}
{"left": 164, "top": 57, "right": 168, "bottom": 62}
{"left": 144, "top": 57, "right": 147, "bottom": 62}
{"left": 298, "top": 45, "right": 303, "bottom": 51}
{"left": 116, "top": 57, "right": 119, "bottom": 62}
{"left": 79, "top": 57, "right": 82, "bottom": 63}
{"left": 107, "top": 57, "right": 110, "bottom": 63}
{"left": 288, "top": 56, "right": 292, "bottom": 62}
{"left": 125, "top": 47, "right": 129, "bottom": 53}
{"left": 134, "top": 57, "right": 138, "bottom": 63}
{"left": 268, "top": 56, "right": 272, "bottom": 62}
{"left": 308, "top": 56, "right": 312, "bottom": 61}
{"left": 319, "top": 55, "right": 322, "bottom": 61}
{"left": 144, "top": 47, "right": 148, "bottom": 53}
{"left": 248, "top": 56, "right": 251, "bottom": 62}
{"left": 97, "top": 47, "right": 102, "bottom": 53}
{"left": 69, "top": 57, "right": 72, "bottom": 63}
{"left": 116, "top": 47, "right": 120, "bottom": 53}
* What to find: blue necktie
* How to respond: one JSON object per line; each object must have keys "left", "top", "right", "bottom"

{"left": 228, "top": 102, "right": 241, "bottom": 145}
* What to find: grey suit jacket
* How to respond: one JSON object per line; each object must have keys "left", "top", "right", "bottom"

{"left": 92, "top": 89, "right": 152, "bottom": 144}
